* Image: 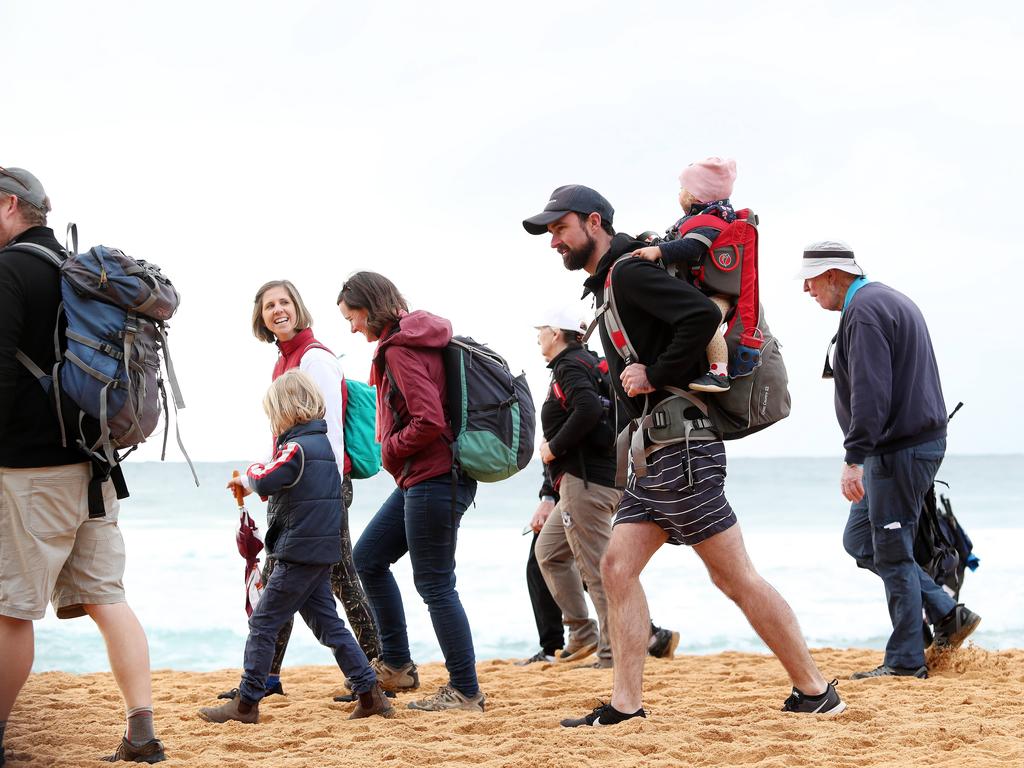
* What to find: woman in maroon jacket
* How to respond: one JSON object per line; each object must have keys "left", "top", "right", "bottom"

{"left": 337, "top": 271, "right": 483, "bottom": 714}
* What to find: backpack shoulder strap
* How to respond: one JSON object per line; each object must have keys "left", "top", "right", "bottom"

{"left": 598, "top": 255, "right": 641, "bottom": 365}
{"left": 2, "top": 241, "right": 66, "bottom": 268}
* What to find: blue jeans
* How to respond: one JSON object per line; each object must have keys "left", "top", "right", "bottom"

{"left": 354, "top": 474, "right": 479, "bottom": 697}
{"left": 842, "top": 437, "right": 955, "bottom": 669}
{"left": 239, "top": 561, "right": 376, "bottom": 703}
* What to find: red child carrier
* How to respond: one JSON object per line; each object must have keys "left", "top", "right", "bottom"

{"left": 674, "top": 209, "right": 762, "bottom": 377}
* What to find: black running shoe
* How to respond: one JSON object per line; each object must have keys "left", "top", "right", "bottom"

{"left": 515, "top": 649, "right": 558, "bottom": 666}
{"left": 689, "top": 372, "right": 730, "bottom": 393}
{"left": 560, "top": 702, "right": 646, "bottom": 727}
{"left": 648, "top": 627, "right": 681, "bottom": 659}
{"left": 850, "top": 664, "right": 928, "bottom": 679}
{"left": 932, "top": 604, "right": 981, "bottom": 650}
{"left": 781, "top": 680, "right": 847, "bottom": 714}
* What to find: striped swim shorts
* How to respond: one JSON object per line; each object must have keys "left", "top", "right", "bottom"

{"left": 614, "top": 439, "right": 737, "bottom": 547}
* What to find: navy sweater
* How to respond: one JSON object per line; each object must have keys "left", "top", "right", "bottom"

{"left": 247, "top": 419, "right": 341, "bottom": 565}
{"left": 833, "top": 282, "right": 947, "bottom": 464}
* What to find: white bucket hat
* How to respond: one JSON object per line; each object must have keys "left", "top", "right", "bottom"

{"left": 796, "top": 240, "right": 865, "bottom": 280}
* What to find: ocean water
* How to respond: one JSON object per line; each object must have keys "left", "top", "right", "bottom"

{"left": 32, "top": 455, "right": 1023, "bottom": 674}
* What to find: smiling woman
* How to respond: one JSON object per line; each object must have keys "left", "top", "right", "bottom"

{"left": 238, "top": 280, "right": 382, "bottom": 699}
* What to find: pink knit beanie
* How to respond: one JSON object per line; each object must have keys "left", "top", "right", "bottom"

{"left": 678, "top": 157, "right": 737, "bottom": 202}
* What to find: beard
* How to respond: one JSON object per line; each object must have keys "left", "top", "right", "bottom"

{"left": 560, "top": 229, "right": 597, "bottom": 271}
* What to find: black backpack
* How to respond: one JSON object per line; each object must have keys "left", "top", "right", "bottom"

{"left": 914, "top": 481, "right": 979, "bottom": 601}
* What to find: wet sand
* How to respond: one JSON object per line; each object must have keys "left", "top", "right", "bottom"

{"left": 6, "top": 646, "right": 1022, "bottom": 767}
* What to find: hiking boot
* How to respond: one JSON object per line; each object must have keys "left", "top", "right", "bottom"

{"left": 515, "top": 649, "right": 558, "bottom": 666}
{"left": 932, "top": 605, "right": 981, "bottom": 650}
{"left": 334, "top": 689, "right": 396, "bottom": 703}
{"left": 648, "top": 627, "right": 681, "bottom": 659}
{"left": 558, "top": 640, "right": 597, "bottom": 663}
{"left": 198, "top": 694, "right": 259, "bottom": 724}
{"left": 217, "top": 680, "right": 283, "bottom": 700}
{"left": 407, "top": 684, "right": 485, "bottom": 713}
{"left": 560, "top": 702, "right": 645, "bottom": 727}
{"left": 345, "top": 658, "right": 419, "bottom": 693}
{"left": 781, "top": 680, "right": 847, "bottom": 714}
{"left": 100, "top": 737, "right": 167, "bottom": 763}
{"left": 689, "top": 372, "right": 730, "bottom": 393}
{"left": 348, "top": 683, "right": 396, "bottom": 720}
{"left": 850, "top": 664, "right": 928, "bottom": 680}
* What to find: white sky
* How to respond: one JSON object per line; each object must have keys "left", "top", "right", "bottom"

{"left": 3, "top": 0, "right": 1023, "bottom": 465}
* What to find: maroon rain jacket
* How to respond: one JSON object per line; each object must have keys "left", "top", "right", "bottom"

{"left": 371, "top": 310, "right": 454, "bottom": 489}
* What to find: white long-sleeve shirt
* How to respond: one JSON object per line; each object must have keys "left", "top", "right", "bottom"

{"left": 298, "top": 347, "right": 345, "bottom": 479}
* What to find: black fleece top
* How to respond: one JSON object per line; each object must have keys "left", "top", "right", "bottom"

{"left": 538, "top": 345, "right": 616, "bottom": 494}
{"left": 833, "top": 282, "right": 947, "bottom": 463}
{"left": 583, "top": 234, "right": 723, "bottom": 420}
{"left": 0, "top": 226, "right": 83, "bottom": 467}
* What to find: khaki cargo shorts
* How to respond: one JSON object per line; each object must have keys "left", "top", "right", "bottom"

{"left": 0, "top": 463, "right": 126, "bottom": 620}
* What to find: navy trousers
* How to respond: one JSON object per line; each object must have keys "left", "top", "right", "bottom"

{"left": 842, "top": 437, "right": 956, "bottom": 668}
{"left": 239, "top": 560, "right": 376, "bottom": 703}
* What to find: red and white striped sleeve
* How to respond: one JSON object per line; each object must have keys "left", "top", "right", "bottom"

{"left": 246, "top": 441, "right": 304, "bottom": 497}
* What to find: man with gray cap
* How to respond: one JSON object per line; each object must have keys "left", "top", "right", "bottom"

{"left": 800, "top": 240, "right": 980, "bottom": 680}
{"left": 0, "top": 167, "right": 167, "bottom": 763}
{"left": 524, "top": 186, "right": 844, "bottom": 726}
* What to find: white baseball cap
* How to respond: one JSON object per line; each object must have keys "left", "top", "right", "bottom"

{"left": 534, "top": 306, "right": 587, "bottom": 334}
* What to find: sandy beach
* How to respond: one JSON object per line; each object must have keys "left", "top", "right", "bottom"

{"left": 6, "top": 645, "right": 1022, "bottom": 767}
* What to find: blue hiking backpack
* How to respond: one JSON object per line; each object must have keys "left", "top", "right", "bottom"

{"left": 9, "top": 225, "right": 195, "bottom": 514}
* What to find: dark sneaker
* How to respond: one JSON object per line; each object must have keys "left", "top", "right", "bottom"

{"left": 850, "top": 664, "right": 928, "bottom": 680}
{"left": 561, "top": 702, "right": 646, "bottom": 727}
{"left": 348, "top": 683, "right": 396, "bottom": 720}
{"left": 648, "top": 627, "right": 681, "bottom": 659}
{"left": 345, "top": 659, "right": 419, "bottom": 693}
{"left": 689, "top": 372, "right": 730, "bottom": 393}
{"left": 515, "top": 649, "right": 558, "bottom": 666}
{"left": 558, "top": 640, "right": 597, "bottom": 663}
{"left": 198, "top": 694, "right": 259, "bottom": 724}
{"left": 100, "top": 737, "right": 167, "bottom": 763}
{"left": 781, "top": 680, "right": 847, "bottom": 714}
{"left": 407, "top": 684, "right": 485, "bottom": 712}
{"left": 217, "top": 681, "right": 283, "bottom": 700}
{"left": 932, "top": 605, "right": 981, "bottom": 650}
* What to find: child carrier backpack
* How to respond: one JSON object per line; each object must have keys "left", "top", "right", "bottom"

{"left": 341, "top": 378, "right": 382, "bottom": 479}
{"left": 595, "top": 254, "right": 790, "bottom": 441}
{"left": 442, "top": 336, "right": 535, "bottom": 482}
{"left": 914, "top": 481, "right": 979, "bottom": 601}
{"left": 8, "top": 225, "right": 195, "bottom": 515}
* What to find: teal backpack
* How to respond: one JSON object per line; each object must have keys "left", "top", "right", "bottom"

{"left": 341, "top": 378, "right": 382, "bottom": 479}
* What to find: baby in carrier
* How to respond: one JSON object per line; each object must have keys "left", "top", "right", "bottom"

{"left": 632, "top": 156, "right": 738, "bottom": 393}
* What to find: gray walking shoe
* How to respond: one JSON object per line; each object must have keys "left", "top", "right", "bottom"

{"left": 407, "top": 684, "right": 485, "bottom": 713}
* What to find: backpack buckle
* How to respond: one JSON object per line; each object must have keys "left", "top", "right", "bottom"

{"left": 652, "top": 410, "right": 669, "bottom": 429}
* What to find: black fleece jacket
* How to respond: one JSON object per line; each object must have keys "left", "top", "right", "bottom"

{"left": 538, "top": 345, "right": 616, "bottom": 493}
{"left": 0, "top": 226, "right": 82, "bottom": 467}
{"left": 583, "top": 233, "right": 722, "bottom": 420}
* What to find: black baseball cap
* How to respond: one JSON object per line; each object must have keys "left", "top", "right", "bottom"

{"left": 522, "top": 185, "right": 614, "bottom": 235}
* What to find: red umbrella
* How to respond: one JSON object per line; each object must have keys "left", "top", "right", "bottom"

{"left": 232, "top": 470, "right": 265, "bottom": 616}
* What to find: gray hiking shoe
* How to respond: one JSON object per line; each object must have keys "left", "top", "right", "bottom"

{"left": 932, "top": 605, "right": 981, "bottom": 650}
{"left": 346, "top": 658, "right": 420, "bottom": 693}
{"left": 850, "top": 664, "right": 928, "bottom": 680}
{"left": 689, "top": 372, "right": 730, "bottom": 393}
{"left": 407, "top": 684, "right": 485, "bottom": 713}
{"left": 100, "top": 737, "right": 167, "bottom": 763}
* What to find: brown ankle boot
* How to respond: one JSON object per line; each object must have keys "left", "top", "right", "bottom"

{"left": 198, "top": 694, "right": 259, "bottom": 724}
{"left": 348, "top": 683, "right": 395, "bottom": 720}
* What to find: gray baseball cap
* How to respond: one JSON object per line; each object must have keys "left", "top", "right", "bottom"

{"left": 0, "top": 166, "right": 50, "bottom": 212}
{"left": 523, "top": 185, "right": 614, "bottom": 235}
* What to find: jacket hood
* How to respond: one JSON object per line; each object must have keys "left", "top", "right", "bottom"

{"left": 583, "top": 233, "right": 646, "bottom": 298}
{"left": 375, "top": 309, "right": 452, "bottom": 360}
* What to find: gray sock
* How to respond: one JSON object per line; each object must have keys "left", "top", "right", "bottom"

{"left": 125, "top": 707, "right": 155, "bottom": 746}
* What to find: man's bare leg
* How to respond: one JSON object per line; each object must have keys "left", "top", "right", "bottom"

{"left": 0, "top": 616, "right": 34, "bottom": 720}
{"left": 600, "top": 521, "right": 667, "bottom": 713}
{"left": 694, "top": 524, "right": 827, "bottom": 694}
{"left": 84, "top": 603, "right": 153, "bottom": 710}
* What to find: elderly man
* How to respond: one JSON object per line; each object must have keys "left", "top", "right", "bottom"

{"left": 800, "top": 241, "right": 981, "bottom": 680}
{"left": 524, "top": 185, "right": 844, "bottom": 727}
{"left": 0, "top": 167, "right": 166, "bottom": 763}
